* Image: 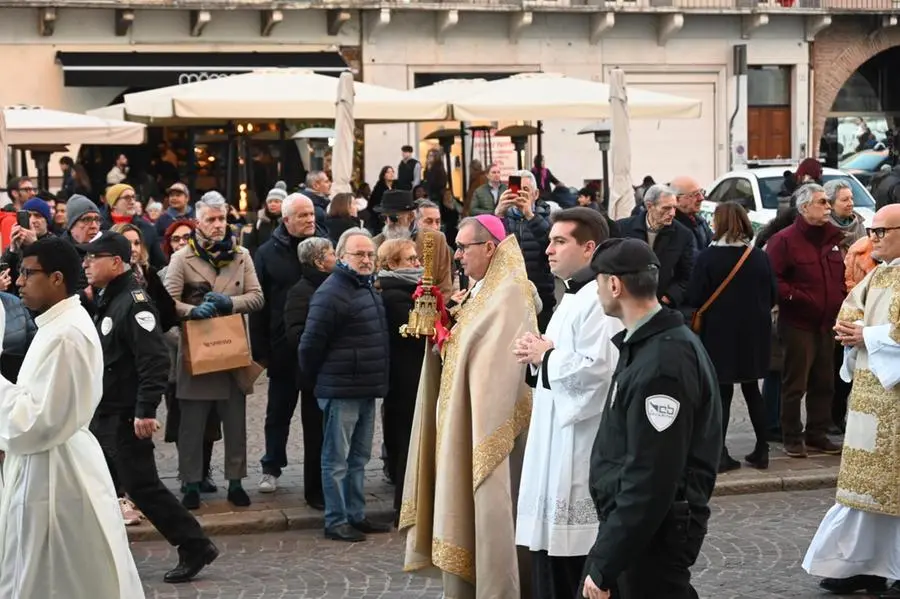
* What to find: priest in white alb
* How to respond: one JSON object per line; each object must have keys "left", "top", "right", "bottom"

{"left": 803, "top": 204, "right": 900, "bottom": 597}
{"left": 513, "top": 207, "right": 622, "bottom": 599}
{"left": 0, "top": 237, "right": 144, "bottom": 598}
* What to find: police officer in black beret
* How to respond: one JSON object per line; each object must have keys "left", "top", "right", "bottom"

{"left": 580, "top": 238, "right": 722, "bottom": 599}
{"left": 81, "top": 231, "right": 219, "bottom": 584}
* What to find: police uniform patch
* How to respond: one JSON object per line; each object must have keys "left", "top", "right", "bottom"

{"left": 645, "top": 395, "right": 680, "bottom": 432}
{"left": 100, "top": 317, "right": 113, "bottom": 336}
{"left": 131, "top": 290, "right": 147, "bottom": 303}
{"left": 134, "top": 311, "right": 156, "bottom": 332}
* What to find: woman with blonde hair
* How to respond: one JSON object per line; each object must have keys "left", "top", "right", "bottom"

{"left": 375, "top": 238, "right": 424, "bottom": 523}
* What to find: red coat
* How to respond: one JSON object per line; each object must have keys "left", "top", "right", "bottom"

{"left": 766, "top": 215, "right": 846, "bottom": 332}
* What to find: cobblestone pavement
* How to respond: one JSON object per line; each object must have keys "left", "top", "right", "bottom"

{"left": 136, "top": 488, "right": 854, "bottom": 599}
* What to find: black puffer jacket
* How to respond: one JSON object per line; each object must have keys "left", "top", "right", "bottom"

{"left": 250, "top": 223, "right": 321, "bottom": 378}
{"left": 502, "top": 202, "right": 555, "bottom": 311}
{"left": 298, "top": 265, "right": 390, "bottom": 399}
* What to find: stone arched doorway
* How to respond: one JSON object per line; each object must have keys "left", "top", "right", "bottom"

{"left": 813, "top": 19, "right": 900, "bottom": 147}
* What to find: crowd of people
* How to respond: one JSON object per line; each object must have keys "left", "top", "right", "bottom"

{"left": 3, "top": 143, "right": 899, "bottom": 598}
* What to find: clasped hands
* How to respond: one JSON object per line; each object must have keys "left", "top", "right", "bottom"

{"left": 834, "top": 320, "right": 863, "bottom": 347}
{"left": 513, "top": 331, "right": 554, "bottom": 366}
{"left": 189, "top": 292, "right": 234, "bottom": 320}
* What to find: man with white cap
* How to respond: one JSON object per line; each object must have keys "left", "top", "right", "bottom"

{"left": 156, "top": 182, "right": 194, "bottom": 237}
{"left": 245, "top": 181, "right": 288, "bottom": 255}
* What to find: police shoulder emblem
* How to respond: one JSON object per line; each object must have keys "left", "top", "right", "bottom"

{"left": 645, "top": 394, "right": 680, "bottom": 432}
{"left": 131, "top": 290, "right": 147, "bottom": 303}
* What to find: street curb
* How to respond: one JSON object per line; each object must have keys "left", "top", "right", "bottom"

{"left": 713, "top": 471, "right": 837, "bottom": 497}
{"left": 127, "top": 506, "right": 397, "bottom": 542}
{"left": 128, "top": 471, "right": 838, "bottom": 541}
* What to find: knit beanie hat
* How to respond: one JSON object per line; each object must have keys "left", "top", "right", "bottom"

{"left": 66, "top": 194, "right": 101, "bottom": 231}
{"left": 22, "top": 198, "right": 51, "bottom": 224}
{"left": 266, "top": 181, "right": 288, "bottom": 203}
{"left": 106, "top": 183, "right": 134, "bottom": 207}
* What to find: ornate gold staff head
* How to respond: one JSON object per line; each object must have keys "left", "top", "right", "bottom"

{"left": 400, "top": 231, "right": 438, "bottom": 338}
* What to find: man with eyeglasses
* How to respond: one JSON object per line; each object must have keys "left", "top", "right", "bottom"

{"left": 766, "top": 183, "right": 846, "bottom": 459}
{"left": 299, "top": 227, "right": 391, "bottom": 542}
{"left": 60, "top": 194, "right": 103, "bottom": 314}
{"left": 80, "top": 230, "right": 218, "bottom": 583}
{"left": 0, "top": 236, "right": 144, "bottom": 598}
{"left": 6, "top": 177, "right": 36, "bottom": 210}
{"left": 401, "top": 214, "right": 539, "bottom": 598}
{"left": 804, "top": 204, "right": 900, "bottom": 597}
{"left": 670, "top": 176, "right": 713, "bottom": 254}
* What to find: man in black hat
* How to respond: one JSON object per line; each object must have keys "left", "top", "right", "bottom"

{"left": 81, "top": 230, "right": 219, "bottom": 584}
{"left": 372, "top": 189, "right": 419, "bottom": 250}
{"left": 580, "top": 238, "right": 722, "bottom": 599}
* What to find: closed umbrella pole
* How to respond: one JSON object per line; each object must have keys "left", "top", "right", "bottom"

{"left": 332, "top": 71, "right": 356, "bottom": 196}
{"left": 609, "top": 69, "right": 636, "bottom": 220}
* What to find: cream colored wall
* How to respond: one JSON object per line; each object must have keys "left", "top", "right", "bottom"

{"left": 0, "top": 6, "right": 358, "bottom": 183}
{"left": 362, "top": 11, "right": 811, "bottom": 189}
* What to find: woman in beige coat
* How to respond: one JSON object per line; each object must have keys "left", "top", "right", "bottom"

{"left": 164, "top": 191, "right": 264, "bottom": 509}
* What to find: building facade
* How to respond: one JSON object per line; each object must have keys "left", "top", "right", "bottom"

{"left": 0, "top": 1, "right": 895, "bottom": 192}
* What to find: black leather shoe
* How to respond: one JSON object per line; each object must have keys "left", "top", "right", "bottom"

{"left": 718, "top": 454, "right": 740, "bottom": 474}
{"left": 306, "top": 497, "right": 325, "bottom": 511}
{"left": 200, "top": 477, "right": 217, "bottom": 494}
{"left": 351, "top": 518, "right": 391, "bottom": 534}
{"left": 227, "top": 486, "right": 251, "bottom": 507}
{"left": 819, "top": 575, "right": 886, "bottom": 594}
{"left": 745, "top": 444, "right": 770, "bottom": 470}
{"left": 182, "top": 489, "right": 200, "bottom": 510}
{"left": 325, "top": 523, "right": 366, "bottom": 542}
{"left": 164, "top": 541, "right": 219, "bottom": 584}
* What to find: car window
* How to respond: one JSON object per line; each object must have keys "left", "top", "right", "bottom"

{"left": 758, "top": 174, "right": 874, "bottom": 209}
{"left": 840, "top": 152, "right": 888, "bottom": 171}
{"left": 733, "top": 178, "right": 755, "bottom": 210}
{"left": 707, "top": 180, "right": 735, "bottom": 203}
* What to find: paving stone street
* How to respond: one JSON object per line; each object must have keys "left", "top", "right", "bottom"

{"left": 135, "top": 488, "right": 854, "bottom": 599}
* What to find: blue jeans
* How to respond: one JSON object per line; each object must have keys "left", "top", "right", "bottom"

{"left": 318, "top": 398, "right": 375, "bottom": 529}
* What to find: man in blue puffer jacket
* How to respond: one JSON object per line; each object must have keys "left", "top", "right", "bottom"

{"left": 298, "top": 226, "right": 391, "bottom": 543}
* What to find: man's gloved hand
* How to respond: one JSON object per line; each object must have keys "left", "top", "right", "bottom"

{"left": 189, "top": 302, "right": 218, "bottom": 320}
{"left": 203, "top": 292, "right": 233, "bottom": 315}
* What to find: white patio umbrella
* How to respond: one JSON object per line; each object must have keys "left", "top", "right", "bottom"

{"left": 608, "top": 70, "right": 636, "bottom": 220}
{"left": 2, "top": 105, "right": 146, "bottom": 145}
{"left": 451, "top": 72, "right": 702, "bottom": 121}
{"left": 331, "top": 72, "right": 355, "bottom": 195}
{"left": 120, "top": 69, "right": 447, "bottom": 123}
{"left": 404, "top": 78, "right": 492, "bottom": 120}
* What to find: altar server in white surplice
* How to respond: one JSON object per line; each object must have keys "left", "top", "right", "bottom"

{"left": 0, "top": 237, "right": 144, "bottom": 599}
{"left": 803, "top": 204, "right": 900, "bottom": 598}
{"left": 514, "top": 208, "right": 622, "bottom": 599}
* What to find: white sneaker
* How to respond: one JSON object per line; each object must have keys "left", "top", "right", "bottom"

{"left": 119, "top": 497, "right": 142, "bottom": 526}
{"left": 258, "top": 474, "right": 278, "bottom": 493}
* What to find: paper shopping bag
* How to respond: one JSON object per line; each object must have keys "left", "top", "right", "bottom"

{"left": 183, "top": 314, "right": 252, "bottom": 376}
{"left": 233, "top": 361, "right": 265, "bottom": 395}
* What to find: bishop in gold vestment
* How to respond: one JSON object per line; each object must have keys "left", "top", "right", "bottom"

{"left": 804, "top": 205, "right": 900, "bottom": 594}
{"left": 399, "top": 216, "right": 538, "bottom": 599}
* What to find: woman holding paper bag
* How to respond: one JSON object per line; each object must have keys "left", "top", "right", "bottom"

{"left": 164, "top": 191, "right": 264, "bottom": 510}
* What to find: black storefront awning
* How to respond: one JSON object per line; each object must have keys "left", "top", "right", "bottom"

{"left": 55, "top": 51, "right": 349, "bottom": 88}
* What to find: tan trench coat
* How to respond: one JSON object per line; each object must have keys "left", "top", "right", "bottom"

{"left": 163, "top": 245, "right": 264, "bottom": 400}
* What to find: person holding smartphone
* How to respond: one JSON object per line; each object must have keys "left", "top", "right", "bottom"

{"left": 1, "top": 198, "right": 54, "bottom": 295}
{"left": 495, "top": 170, "right": 556, "bottom": 332}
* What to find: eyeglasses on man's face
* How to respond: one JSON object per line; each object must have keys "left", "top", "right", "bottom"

{"left": 345, "top": 251, "right": 375, "bottom": 261}
{"left": 867, "top": 226, "right": 900, "bottom": 240}
{"left": 454, "top": 241, "right": 488, "bottom": 254}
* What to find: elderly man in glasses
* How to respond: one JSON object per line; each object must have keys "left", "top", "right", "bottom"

{"left": 670, "top": 176, "right": 713, "bottom": 254}
{"left": 765, "top": 183, "right": 846, "bottom": 459}
{"left": 804, "top": 204, "right": 900, "bottom": 597}
{"left": 298, "top": 227, "right": 391, "bottom": 543}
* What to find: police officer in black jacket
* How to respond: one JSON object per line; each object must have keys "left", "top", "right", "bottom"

{"left": 580, "top": 238, "right": 722, "bottom": 599}
{"left": 81, "top": 231, "right": 219, "bottom": 584}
